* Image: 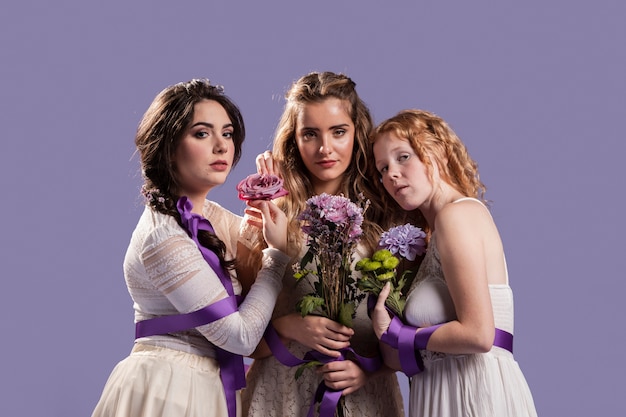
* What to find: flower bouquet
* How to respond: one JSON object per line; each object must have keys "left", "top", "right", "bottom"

{"left": 292, "top": 193, "right": 368, "bottom": 416}
{"left": 293, "top": 193, "right": 369, "bottom": 328}
{"left": 356, "top": 223, "right": 426, "bottom": 316}
{"left": 236, "top": 173, "right": 288, "bottom": 200}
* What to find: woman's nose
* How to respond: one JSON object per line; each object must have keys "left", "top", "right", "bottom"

{"left": 214, "top": 138, "right": 228, "bottom": 154}
{"left": 319, "top": 136, "right": 333, "bottom": 155}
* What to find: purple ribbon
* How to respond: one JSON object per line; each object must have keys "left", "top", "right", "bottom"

{"left": 494, "top": 328, "right": 514, "bottom": 353}
{"left": 264, "top": 323, "right": 382, "bottom": 417}
{"left": 134, "top": 197, "right": 245, "bottom": 417}
{"left": 135, "top": 296, "right": 240, "bottom": 338}
{"left": 380, "top": 310, "right": 515, "bottom": 377}
{"left": 380, "top": 315, "right": 425, "bottom": 376}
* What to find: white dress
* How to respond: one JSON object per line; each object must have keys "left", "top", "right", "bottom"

{"left": 241, "top": 244, "right": 405, "bottom": 417}
{"left": 92, "top": 201, "right": 290, "bottom": 417}
{"left": 403, "top": 199, "right": 537, "bottom": 417}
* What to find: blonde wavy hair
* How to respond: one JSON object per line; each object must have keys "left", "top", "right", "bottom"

{"left": 370, "top": 109, "right": 487, "bottom": 230}
{"left": 249, "top": 72, "right": 397, "bottom": 265}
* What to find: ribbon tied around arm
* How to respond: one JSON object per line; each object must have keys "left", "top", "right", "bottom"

{"left": 378, "top": 308, "right": 514, "bottom": 377}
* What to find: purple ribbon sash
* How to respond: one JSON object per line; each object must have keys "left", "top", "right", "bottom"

{"left": 135, "top": 296, "right": 240, "bottom": 338}
{"left": 264, "top": 323, "right": 382, "bottom": 417}
{"left": 133, "top": 197, "right": 244, "bottom": 417}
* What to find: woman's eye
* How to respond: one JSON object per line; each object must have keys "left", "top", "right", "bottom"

{"left": 195, "top": 131, "right": 209, "bottom": 139}
{"left": 334, "top": 129, "right": 346, "bottom": 137}
{"left": 378, "top": 165, "right": 388, "bottom": 174}
{"left": 302, "top": 131, "right": 316, "bottom": 140}
{"left": 398, "top": 153, "right": 410, "bottom": 162}
{"left": 223, "top": 131, "right": 234, "bottom": 139}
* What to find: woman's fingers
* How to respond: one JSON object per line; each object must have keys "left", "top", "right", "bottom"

{"left": 375, "top": 282, "right": 391, "bottom": 310}
{"left": 255, "top": 151, "right": 274, "bottom": 175}
{"left": 247, "top": 200, "right": 287, "bottom": 253}
{"left": 372, "top": 282, "right": 392, "bottom": 339}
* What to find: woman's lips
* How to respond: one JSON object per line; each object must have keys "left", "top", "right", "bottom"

{"left": 210, "top": 161, "right": 229, "bottom": 171}
{"left": 316, "top": 160, "right": 337, "bottom": 169}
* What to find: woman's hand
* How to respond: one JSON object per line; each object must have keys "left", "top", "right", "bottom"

{"left": 246, "top": 200, "right": 287, "bottom": 254}
{"left": 319, "top": 359, "right": 368, "bottom": 395}
{"left": 256, "top": 150, "right": 282, "bottom": 177}
{"left": 371, "top": 282, "right": 392, "bottom": 339}
{"left": 273, "top": 314, "right": 354, "bottom": 358}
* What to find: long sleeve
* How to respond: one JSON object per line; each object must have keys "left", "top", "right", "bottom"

{"left": 125, "top": 206, "right": 289, "bottom": 357}
{"left": 140, "top": 228, "right": 288, "bottom": 356}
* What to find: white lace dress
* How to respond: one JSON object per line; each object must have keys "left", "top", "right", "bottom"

{"left": 92, "top": 201, "right": 290, "bottom": 417}
{"left": 404, "top": 221, "right": 537, "bottom": 416}
{"left": 241, "top": 244, "right": 404, "bottom": 417}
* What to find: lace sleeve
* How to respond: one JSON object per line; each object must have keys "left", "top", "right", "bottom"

{"left": 143, "top": 230, "right": 288, "bottom": 356}
{"left": 199, "top": 247, "right": 289, "bottom": 355}
{"left": 238, "top": 214, "right": 263, "bottom": 250}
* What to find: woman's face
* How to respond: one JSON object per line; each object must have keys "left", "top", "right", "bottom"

{"left": 295, "top": 98, "right": 355, "bottom": 195}
{"left": 173, "top": 99, "right": 235, "bottom": 197}
{"left": 373, "top": 132, "right": 434, "bottom": 211}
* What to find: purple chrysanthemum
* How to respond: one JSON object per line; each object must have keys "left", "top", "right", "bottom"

{"left": 299, "top": 193, "right": 364, "bottom": 243}
{"left": 379, "top": 223, "right": 426, "bottom": 261}
{"left": 294, "top": 193, "right": 370, "bottom": 326}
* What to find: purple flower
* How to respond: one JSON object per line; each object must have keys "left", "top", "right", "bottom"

{"left": 299, "top": 193, "right": 364, "bottom": 242}
{"left": 237, "top": 173, "right": 289, "bottom": 201}
{"left": 379, "top": 223, "right": 426, "bottom": 261}
{"left": 294, "top": 193, "right": 369, "bottom": 327}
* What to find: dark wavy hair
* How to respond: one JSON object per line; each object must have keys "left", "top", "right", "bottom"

{"left": 135, "top": 79, "right": 245, "bottom": 270}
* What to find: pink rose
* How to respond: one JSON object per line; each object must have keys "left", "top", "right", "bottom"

{"left": 237, "top": 173, "right": 289, "bottom": 201}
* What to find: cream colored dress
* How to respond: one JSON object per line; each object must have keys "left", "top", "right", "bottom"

{"left": 404, "top": 198, "right": 537, "bottom": 417}
{"left": 241, "top": 245, "right": 404, "bottom": 417}
{"left": 92, "top": 201, "right": 289, "bottom": 417}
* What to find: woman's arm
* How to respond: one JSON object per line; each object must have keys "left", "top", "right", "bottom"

{"left": 144, "top": 230, "right": 288, "bottom": 356}
{"left": 423, "top": 201, "right": 497, "bottom": 354}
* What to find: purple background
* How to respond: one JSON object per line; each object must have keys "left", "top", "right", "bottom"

{"left": 1, "top": 1, "right": 624, "bottom": 415}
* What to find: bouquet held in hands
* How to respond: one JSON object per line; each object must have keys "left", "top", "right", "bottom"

{"left": 356, "top": 223, "right": 426, "bottom": 316}
{"left": 293, "top": 193, "right": 369, "bottom": 328}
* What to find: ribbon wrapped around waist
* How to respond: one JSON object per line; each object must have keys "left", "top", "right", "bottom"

{"left": 135, "top": 295, "right": 241, "bottom": 339}
{"left": 264, "top": 323, "right": 382, "bottom": 417}
{"left": 135, "top": 294, "right": 244, "bottom": 417}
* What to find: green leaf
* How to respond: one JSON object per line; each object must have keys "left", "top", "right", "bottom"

{"left": 338, "top": 302, "right": 355, "bottom": 328}
{"left": 356, "top": 277, "right": 382, "bottom": 293}
{"left": 295, "top": 361, "right": 322, "bottom": 380}
{"left": 296, "top": 296, "right": 325, "bottom": 317}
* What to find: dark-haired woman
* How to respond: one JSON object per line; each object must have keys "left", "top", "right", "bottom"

{"left": 92, "top": 79, "right": 289, "bottom": 417}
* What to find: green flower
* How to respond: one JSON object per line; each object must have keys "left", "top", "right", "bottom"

{"left": 382, "top": 256, "right": 400, "bottom": 270}
{"left": 355, "top": 258, "right": 370, "bottom": 270}
{"left": 372, "top": 249, "right": 393, "bottom": 262}
{"left": 377, "top": 271, "right": 395, "bottom": 281}
{"left": 362, "top": 260, "right": 382, "bottom": 272}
